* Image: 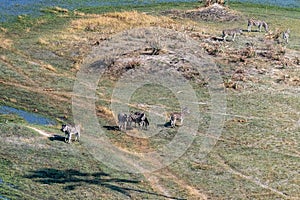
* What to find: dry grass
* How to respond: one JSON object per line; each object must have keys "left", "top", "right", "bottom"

{"left": 71, "top": 11, "right": 177, "bottom": 33}
{"left": 96, "top": 105, "right": 114, "bottom": 120}
{"left": 42, "top": 64, "right": 57, "bottom": 72}
{"left": 37, "top": 38, "right": 50, "bottom": 45}
{"left": 41, "top": 6, "right": 69, "bottom": 14}
{"left": 0, "top": 34, "right": 13, "bottom": 49}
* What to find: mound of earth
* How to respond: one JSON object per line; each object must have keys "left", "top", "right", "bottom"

{"left": 162, "top": 3, "right": 240, "bottom": 22}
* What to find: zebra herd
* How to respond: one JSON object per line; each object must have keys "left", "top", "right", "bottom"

{"left": 60, "top": 108, "right": 190, "bottom": 143}
{"left": 222, "top": 18, "right": 290, "bottom": 44}
{"left": 118, "top": 107, "right": 190, "bottom": 131}
{"left": 118, "top": 111, "right": 150, "bottom": 131}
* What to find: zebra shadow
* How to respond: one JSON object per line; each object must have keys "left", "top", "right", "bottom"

{"left": 49, "top": 134, "right": 65, "bottom": 142}
{"left": 156, "top": 122, "right": 172, "bottom": 128}
{"left": 211, "top": 36, "right": 224, "bottom": 41}
{"left": 103, "top": 125, "right": 136, "bottom": 131}
{"left": 103, "top": 125, "right": 119, "bottom": 131}
{"left": 246, "top": 29, "right": 260, "bottom": 32}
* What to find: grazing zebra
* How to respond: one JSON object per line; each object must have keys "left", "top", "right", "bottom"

{"left": 170, "top": 107, "right": 190, "bottom": 128}
{"left": 129, "top": 111, "right": 149, "bottom": 130}
{"left": 61, "top": 124, "right": 80, "bottom": 143}
{"left": 283, "top": 29, "right": 290, "bottom": 43}
{"left": 139, "top": 116, "right": 150, "bottom": 130}
{"left": 118, "top": 113, "right": 129, "bottom": 131}
{"left": 222, "top": 28, "right": 243, "bottom": 42}
{"left": 247, "top": 19, "right": 269, "bottom": 32}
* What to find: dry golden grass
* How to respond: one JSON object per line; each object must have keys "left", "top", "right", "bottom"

{"left": 0, "top": 27, "right": 7, "bottom": 32}
{"left": 53, "top": 6, "right": 69, "bottom": 13}
{"left": 96, "top": 105, "right": 114, "bottom": 120}
{"left": 42, "top": 64, "right": 57, "bottom": 72}
{"left": 0, "top": 34, "right": 13, "bottom": 49}
{"left": 71, "top": 11, "right": 177, "bottom": 34}
{"left": 34, "top": 11, "right": 202, "bottom": 70}
{"left": 41, "top": 6, "right": 69, "bottom": 14}
{"left": 37, "top": 38, "right": 50, "bottom": 45}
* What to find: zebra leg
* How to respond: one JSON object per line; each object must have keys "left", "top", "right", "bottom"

{"left": 247, "top": 25, "right": 251, "bottom": 32}
{"left": 74, "top": 133, "right": 78, "bottom": 142}
{"left": 171, "top": 118, "right": 176, "bottom": 128}
{"left": 68, "top": 133, "right": 72, "bottom": 143}
{"left": 118, "top": 122, "right": 122, "bottom": 130}
{"left": 140, "top": 121, "right": 145, "bottom": 130}
{"left": 65, "top": 133, "right": 68, "bottom": 143}
{"left": 142, "top": 121, "right": 148, "bottom": 130}
{"left": 232, "top": 33, "right": 236, "bottom": 41}
{"left": 258, "top": 24, "right": 262, "bottom": 32}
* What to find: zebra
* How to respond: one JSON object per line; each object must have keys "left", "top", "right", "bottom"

{"left": 247, "top": 19, "right": 269, "bottom": 32}
{"left": 129, "top": 111, "right": 149, "bottom": 130}
{"left": 222, "top": 28, "right": 243, "bottom": 42}
{"left": 283, "top": 29, "right": 290, "bottom": 44}
{"left": 170, "top": 107, "right": 190, "bottom": 128}
{"left": 118, "top": 113, "right": 129, "bottom": 131}
{"left": 61, "top": 124, "right": 80, "bottom": 143}
{"left": 139, "top": 116, "right": 150, "bottom": 130}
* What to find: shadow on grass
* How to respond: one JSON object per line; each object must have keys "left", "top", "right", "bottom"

{"left": 103, "top": 125, "right": 135, "bottom": 131}
{"left": 49, "top": 134, "right": 65, "bottom": 142}
{"left": 25, "top": 168, "right": 185, "bottom": 199}
{"left": 103, "top": 125, "right": 120, "bottom": 131}
{"left": 159, "top": 121, "right": 172, "bottom": 128}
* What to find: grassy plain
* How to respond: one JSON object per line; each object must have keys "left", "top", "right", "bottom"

{"left": 0, "top": 1, "right": 299, "bottom": 199}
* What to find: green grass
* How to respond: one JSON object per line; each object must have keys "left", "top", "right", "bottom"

{"left": 0, "top": 123, "right": 158, "bottom": 200}
{"left": 77, "top": 2, "right": 201, "bottom": 15}
{"left": 231, "top": 2, "right": 300, "bottom": 49}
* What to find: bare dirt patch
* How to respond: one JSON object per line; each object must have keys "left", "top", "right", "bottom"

{"left": 162, "top": 3, "right": 241, "bottom": 22}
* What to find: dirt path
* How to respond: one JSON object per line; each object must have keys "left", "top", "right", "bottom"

{"left": 26, "top": 126, "right": 53, "bottom": 137}
{"left": 144, "top": 169, "right": 208, "bottom": 200}
{"left": 144, "top": 174, "right": 174, "bottom": 199}
{"left": 27, "top": 125, "right": 207, "bottom": 199}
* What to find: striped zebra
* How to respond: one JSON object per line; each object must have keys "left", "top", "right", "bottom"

{"left": 170, "top": 107, "right": 190, "bottom": 128}
{"left": 61, "top": 124, "right": 80, "bottom": 143}
{"left": 283, "top": 29, "right": 290, "bottom": 43}
{"left": 129, "top": 111, "right": 149, "bottom": 130}
{"left": 118, "top": 113, "right": 129, "bottom": 131}
{"left": 247, "top": 19, "right": 269, "bottom": 32}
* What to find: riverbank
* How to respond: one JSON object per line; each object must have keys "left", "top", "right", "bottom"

{"left": 1, "top": 0, "right": 300, "bottom": 22}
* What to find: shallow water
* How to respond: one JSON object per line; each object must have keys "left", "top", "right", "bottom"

{"left": 0, "top": 106, "right": 55, "bottom": 125}
{"left": 0, "top": 0, "right": 299, "bottom": 22}
{"left": 232, "top": 0, "right": 300, "bottom": 7}
{"left": 0, "top": 177, "right": 13, "bottom": 200}
{"left": 0, "top": 195, "right": 9, "bottom": 200}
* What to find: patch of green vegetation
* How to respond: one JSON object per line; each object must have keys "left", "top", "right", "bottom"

{"left": 231, "top": 2, "right": 300, "bottom": 18}
{"left": 0, "top": 123, "right": 157, "bottom": 200}
{"left": 0, "top": 114, "right": 25, "bottom": 124}
{"left": 0, "top": 86, "right": 71, "bottom": 125}
{"left": 78, "top": 2, "right": 200, "bottom": 15}
{"left": 231, "top": 2, "right": 300, "bottom": 49}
